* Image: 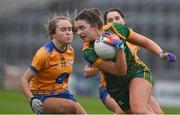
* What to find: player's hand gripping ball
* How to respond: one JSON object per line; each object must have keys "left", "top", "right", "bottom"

{"left": 94, "top": 32, "right": 119, "bottom": 60}
{"left": 101, "top": 32, "right": 124, "bottom": 49}
{"left": 30, "top": 97, "right": 43, "bottom": 114}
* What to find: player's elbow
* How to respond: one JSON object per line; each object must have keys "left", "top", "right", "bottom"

{"left": 119, "top": 68, "right": 127, "bottom": 76}
{"left": 114, "top": 67, "right": 127, "bottom": 76}
{"left": 118, "top": 63, "right": 127, "bottom": 76}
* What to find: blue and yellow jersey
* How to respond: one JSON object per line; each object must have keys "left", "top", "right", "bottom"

{"left": 30, "top": 42, "right": 74, "bottom": 94}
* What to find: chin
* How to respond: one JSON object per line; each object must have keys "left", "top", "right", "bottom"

{"left": 83, "top": 38, "right": 90, "bottom": 42}
{"left": 66, "top": 42, "right": 71, "bottom": 45}
{"left": 66, "top": 41, "right": 72, "bottom": 44}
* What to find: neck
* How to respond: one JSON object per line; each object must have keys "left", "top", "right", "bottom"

{"left": 52, "top": 39, "right": 66, "bottom": 51}
{"left": 96, "top": 29, "right": 104, "bottom": 38}
{"left": 93, "top": 29, "right": 104, "bottom": 40}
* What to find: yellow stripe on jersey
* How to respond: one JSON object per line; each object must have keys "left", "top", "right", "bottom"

{"left": 30, "top": 42, "right": 74, "bottom": 95}
{"left": 92, "top": 58, "right": 103, "bottom": 67}
{"left": 126, "top": 42, "right": 140, "bottom": 56}
{"left": 82, "top": 41, "right": 93, "bottom": 51}
{"left": 128, "top": 28, "right": 136, "bottom": 39}
{"left": 99, "top": 72, "right": 106, "bottom": 88}
{"left": 103, "top": 23, "right": 135, "bottom": 41}
{"left": 112, "top": 24, "right": 127, "bottom": 40}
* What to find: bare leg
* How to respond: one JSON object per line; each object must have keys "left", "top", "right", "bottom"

{"left": 105, "top": 94, "right": 124, "bottom": 114}
{"left": 129, "top": 78, "right": 154, "bottom": 114}
{"left": 76, "top": 102, "right": 87, "bottom": 114}
{"left": 149, "top": 96, "right": 164, "bottom": 114}
{"left": 43, "top": 98, "right": 86, "bottom": 114}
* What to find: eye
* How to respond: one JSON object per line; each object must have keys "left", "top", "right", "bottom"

{"left": 79, "top": 26, "right": 86, "bottom": 30}
{"left": 60, "top": 27, "right": 66, "bottom": 32}
{"left": 107, "top": 18, "right": 113, "bottom": 23}
{"left": 115, "top": 16, "right": 120, "bottom": 21}
{"left": 68, "top": 27, "right": 72, "bottom": 31}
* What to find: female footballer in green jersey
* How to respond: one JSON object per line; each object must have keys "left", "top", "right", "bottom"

{"left": 75, "top": 8, "right": 176, "bottom": 114}
{"left": 104, "top": 8, "right": 164, "bottom": 114}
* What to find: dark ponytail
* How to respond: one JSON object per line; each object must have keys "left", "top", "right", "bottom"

{"left": 75, "top": 8, "right": 103, "bottom": 29}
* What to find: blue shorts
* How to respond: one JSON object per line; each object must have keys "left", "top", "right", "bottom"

{"left": 33, "top": 90, "right": 76, "bottom": 103}
{"left": 99, "top": 87, "right": 108, "bottom": 104}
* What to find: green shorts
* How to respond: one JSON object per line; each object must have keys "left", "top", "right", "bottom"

{"left": 107, "top": 70, "right": 153, "bottom": 111}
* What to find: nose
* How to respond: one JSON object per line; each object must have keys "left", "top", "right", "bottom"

{"left": 77, "top": 30, "right": 83, "bottom": 36}
{"left": 66, "top": 30, "right": 72, "bottom": 35}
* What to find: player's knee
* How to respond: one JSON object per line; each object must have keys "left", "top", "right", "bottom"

{"left": 64, "top": 103, "right": 77, "bottom": 113}
{"left": 130, "top": 103, "right": 147, "bottom": 114}
{"left": 114, "top": 108, "right": 124, "bottom": 114}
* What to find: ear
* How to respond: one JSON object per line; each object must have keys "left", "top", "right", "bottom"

{"left": 123, "top": 20, "right": 126, "bottom": 25}
{"left": 52, "top": 34, "right": 55, "bottom": 39}
{"left": 91, "top": 23, "right": 98, "bottom": 29}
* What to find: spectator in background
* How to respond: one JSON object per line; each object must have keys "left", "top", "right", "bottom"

{"left": 20, "top": 16, "right": 87, "bottom": 114}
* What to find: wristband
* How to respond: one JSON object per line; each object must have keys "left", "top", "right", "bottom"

{"left": 159, "top": 51, "right": 166, "bottom": 58}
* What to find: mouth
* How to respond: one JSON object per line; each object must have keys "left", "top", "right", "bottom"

{"left": 66, "top": 37, "right": 72, "bottom": 41}
{"left": 79, "top": 35, "right": 86, "bottom": 39}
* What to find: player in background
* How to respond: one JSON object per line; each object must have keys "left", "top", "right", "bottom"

{"left": 20, "top": 16, "right": 87, "bottom": 114}
{"left": 104, "top": 8, "right": 140, "bottom": 56}
{"left": 75, "top": 8, "right": 176, "bottom": 114}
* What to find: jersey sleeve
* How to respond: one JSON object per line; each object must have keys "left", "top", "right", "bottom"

{"left": 30, "top": 48, "right": 47, "bottom": 73}
{"left": 83, "top": 49, "right": 102, "bottom": 67}
{"left": 113, "top": 23, "right": 135, "bottom": 41}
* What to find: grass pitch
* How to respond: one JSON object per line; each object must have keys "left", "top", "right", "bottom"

{"left": 0, "top": 89, "right": 180, "bottom": 114}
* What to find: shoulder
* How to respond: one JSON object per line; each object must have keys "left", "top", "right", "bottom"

{"left": 103, "top": 23, "right": 132, "bottom": 40}
{"left": 66, "top": 45, "right": 74, "bottom": 55}
{"left": 82, "top": 41, "right": 94, "bottom": 51}
{"left": 103, "top": 22, "right": 128, "bottom": 32}
{"left": 35, "top": 46, "right": 48, "bottom": 58}
{"left": 35, "top": 42, "right": 56, "bottom": 59}
{"left": 82, "top": 42, "right": 94, "bottom": 58}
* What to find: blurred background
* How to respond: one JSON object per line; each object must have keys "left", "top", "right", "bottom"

{"left": 0, "top": 0, "right": 180, "bottom": 114}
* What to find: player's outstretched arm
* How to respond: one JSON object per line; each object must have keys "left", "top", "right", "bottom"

{"left": 128, "top": 32, "right": 176, "bottom": 62}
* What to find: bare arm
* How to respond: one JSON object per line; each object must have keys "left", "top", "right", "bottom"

{"left": 20, "top": 68, "right": 36, "bottom": 101}
{"left": 83, "top": 65, "right": 99, "bottom": 77}
{"left": 97, "top": 49, "right": 127, "bottom": 76}
{"left": 128, "top": 32, "right": 163, "bottom": 56}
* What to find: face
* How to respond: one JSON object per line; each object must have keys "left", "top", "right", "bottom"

{"left": 75, "top": 20, "right": 97, "bottom": 42}
{"left": 52, "top": 20, "right": 73, "bottom": 45}
{"left": 106, "top": 11, "right": 126, "bottom": 25}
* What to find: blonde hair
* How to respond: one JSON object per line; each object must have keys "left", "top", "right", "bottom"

{"left": 45, "top": 15, "right": 72, "bottom": 40}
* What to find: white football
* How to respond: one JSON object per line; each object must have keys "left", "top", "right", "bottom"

{"left": 94, "top": 36, "right": 116, "bottom": 60}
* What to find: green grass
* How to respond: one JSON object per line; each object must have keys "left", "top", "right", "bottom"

{"left": 0, "top": 89, "right": 180, "bottom": 114}
{"left": 0, "top": 89, "right": 32, "bottom": 114}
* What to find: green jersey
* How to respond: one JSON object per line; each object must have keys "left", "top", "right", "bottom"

{"left": 82, "top": 23, "right": 153, "bottom": 110}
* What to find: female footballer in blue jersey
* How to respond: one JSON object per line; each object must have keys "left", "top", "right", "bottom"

{"left": 74, "top": 8, "right": 176, "bottom": 114}
{"left": 20, "top": 16, "right": 86, "bottom": 114}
